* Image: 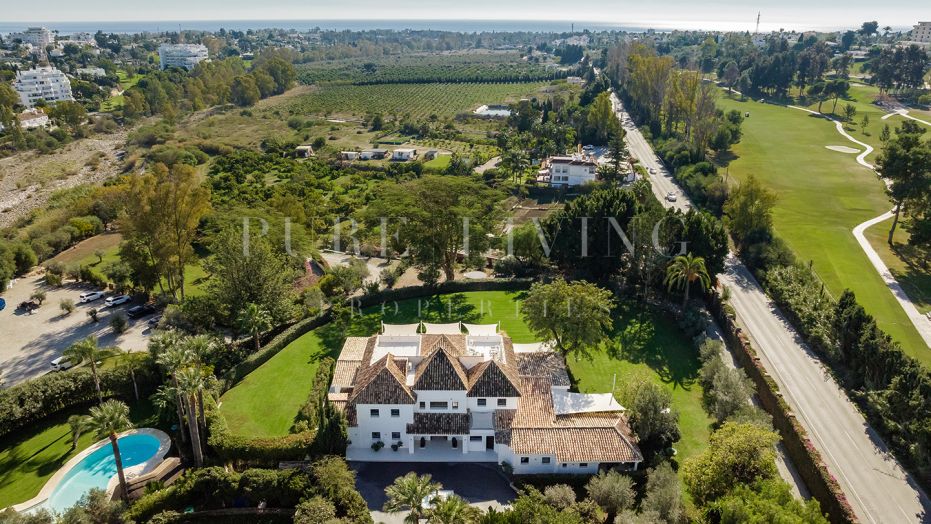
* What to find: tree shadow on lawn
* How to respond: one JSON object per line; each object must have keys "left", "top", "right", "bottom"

{"left": 315, "top": 293, "right": 483, "bottom": 356}
{"left": 608, "top": 303, "right": 700, "bottom": 391}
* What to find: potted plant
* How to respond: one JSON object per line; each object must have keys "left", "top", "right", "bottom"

{"left": 371, "top": 441, "right": 384, "bottom": 452}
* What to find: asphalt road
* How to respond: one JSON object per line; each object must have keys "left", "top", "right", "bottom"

{"left": 611, "top": 92, "right": 931, "bottom": 523}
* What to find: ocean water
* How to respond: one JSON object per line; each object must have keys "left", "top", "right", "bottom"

{"left": 0, "top": 19, "right": 652, "bottom": 36}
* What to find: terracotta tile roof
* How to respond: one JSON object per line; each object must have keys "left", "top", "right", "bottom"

{"left": 420, "top": 334, "right": 468, "bottom": 356}
{"left": 348, "top": 354, "right": 415, "bottom": 405}
{"left": 467, "top": 360, "right": 522, "bottom": 397}
{"left": 338, "top": 337, "right": 371, "bottom": 360}
{"left": 332, "top": 360, "right": 361, "bottom": 387}
{"left": 494, "top": 409, "right": 516, "bottom": 445}
{"left": 509, "top": 376, "right": 642, "bottom": 464}
{"left": 413, "top": 344, "right": 469, "bottom": 391}
{"left": 517, "top": 352, "right": 571, "bottom": 387}
{"left": 406, "top": 412, "right": 471, "bottom": 435}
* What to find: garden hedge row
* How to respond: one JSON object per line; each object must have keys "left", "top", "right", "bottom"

{"left": 126, "top": 460, "right": 371, "bottom": 524}
{"left": 207, "top": 410, "right": 316, "bottom": 468}
{"left": 0, "top": 361, "right": 160, "bottom": 439}
{"left": 708, "top": 291, "right": 857, "bottom": 524}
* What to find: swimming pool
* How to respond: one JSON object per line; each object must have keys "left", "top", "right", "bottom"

{"left": 45, "top": 433, "right": 162, "bottom": 513}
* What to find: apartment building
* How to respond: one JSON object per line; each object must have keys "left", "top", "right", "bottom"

{"left": 158, "top": 44, "right": 209, "bottom": 70}
{"left": 13, "top": 66, "right": 74, "bottom": 108}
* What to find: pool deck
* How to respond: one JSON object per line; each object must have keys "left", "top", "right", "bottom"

{"left": 11, "top": 427, "right": 171, "bottom": 513}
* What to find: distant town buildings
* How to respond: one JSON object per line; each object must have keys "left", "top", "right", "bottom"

{"left": 68, "top": 32, "right": 97, "bottom": 46}
{"left": 13, "top": 66, "right": 74, "bottom": 108}
{"left": 912, "top": 22, "right": 931, "bottom": 44}
{"left": 158, "top": 44, "right": 209, "bottom": 70}
{"left": 10, "top": 27, "right": 54, "bottom": 49}
{"left": 76, "top": 67, "right": 106, "bottom": 78}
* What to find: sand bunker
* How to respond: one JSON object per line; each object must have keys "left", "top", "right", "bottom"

{"left": 826, "top": 145, "right": 860, "bottom": 154}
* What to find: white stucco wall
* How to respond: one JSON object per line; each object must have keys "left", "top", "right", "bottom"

{"left": 351, "top": 403, "right": 414, "bottom": 448}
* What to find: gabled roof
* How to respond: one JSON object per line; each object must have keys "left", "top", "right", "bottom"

{"left": 413, "top": 343, "right": 469, "bottom": 391}
{"left": 467, "top": 359, "right": 522, "bottom": 398}
{"left": 348, "top": 354, "right": 415, "bottom": 405}
{"left": 517, "top": 352, "right": 571, "bottom": 387}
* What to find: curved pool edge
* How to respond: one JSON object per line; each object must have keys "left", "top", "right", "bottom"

{"left": 10, "top": 428, "right": 172, "bottom": 513}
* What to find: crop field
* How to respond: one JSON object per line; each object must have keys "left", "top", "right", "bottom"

{"left": 297, "top": 52, "right": 562, "bottom": 85}
{"left": 284, "top": 82, "right": 550, "bottom": 119}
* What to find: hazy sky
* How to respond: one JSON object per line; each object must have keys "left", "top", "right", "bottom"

{"left": 4, "top": 0, "right": 926, "bottom": 32}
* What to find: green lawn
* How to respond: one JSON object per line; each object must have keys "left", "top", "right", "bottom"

{"left": 218, "top": 291, "right": 711, "bottom": 465}
{"left": 864, "top": 216, "right": 931, "bottom": 315}
{"left": 0, "top": 401, "right": 156, "bottom": 509}
{"left": 717, "top": 92, "right": 930, "bottom": 363}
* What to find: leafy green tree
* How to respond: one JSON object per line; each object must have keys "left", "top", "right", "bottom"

{"left": 86, "top": 400, "right": 134, "bottom": 500}
{"left": 843, "top": 103, "right": 857, "bottom": 123}
{"left": 875, "top": 124, "right": 931, "bottom": 244}
{"left": 237, "top": 303, "right": 273, "bottom": 352}
{"left": 712, "top": 479, "right": 828, "bottom": 523}
{"left": 294, "top": 496, "right": 337, "bottom": 524}
{"left": 521, "top": 279, "right": 615, "bottom": 361}
{"left": 641, "top": 462, "right": 684, "bottom": 523}
{"left": 542, "top": 484, "right": 576, "bottom": 510}
{"left": 206, "top": 226, "right": 298, "bottom": 324}
{"left": 30, "top": 291, "right": 46, "bottom": 305}
{"left": 683, "top": 422, "right": 780, "bottom": 505}
{"left": 364, "top": 176, "right": 502, "bottom": 282}
{"left": 664, "top": 254, "right": 711, "bottom": 307}
{"left": 586, "top": 91, "right": 618, "bottom": 145}
{"left": 723, "top": 175, "right": 776, "bottom": 248}
{"left": 63, "top": 337, "right": 112, "bottom": 403}
{"left": 585, "top": 470, "right": 634, "bottom": 523}
{"left": 230, "top": 75, "right": 260, "bottom": 106}
{"left": 620, "top": 379, "right": 680, "bottom": 455}
{"left": 384, "top": 472, "right": 442, "bottom": 523}
{"left": 499, "top": 147, "right": 530, "bottom": 185}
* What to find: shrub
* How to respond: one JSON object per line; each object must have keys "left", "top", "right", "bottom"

{"left": 207, "top": 410, "right": 316, "bottom": 467}
{"left": 0, "top": 362, "right": 159, "bottom": 438}
{"left": 60, "top": 298, "right": 76, "bottom": 315}
{"left": 110, "top": 313, "right": 128, "bottom": 334}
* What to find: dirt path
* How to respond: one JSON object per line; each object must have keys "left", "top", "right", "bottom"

{"left": 0, "top": 129, "right": 129, "bottom": 229}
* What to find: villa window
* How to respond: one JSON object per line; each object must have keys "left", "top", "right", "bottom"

{"left": 429, "top": 401, "right": 448, "bottom": 410}
{"left": 391, "top": 409, "right": 400, "bottom": 417}
{"left": 452, "top": 401, "right": 459, "bottom": 409}
{"left": 470, "top": 436, "right": 482, "bottom": 442}
{"left": 520, "top": 457, "right": 529, "bottom": 464}
{"left": 497, "top": 398, "right": 507, "bottom": 407}
{"left": 391, "top": 432, "right": 401, "bottom": 440}
{"left": 579, "top": 463, "right": 588, "bottom": 468}
{"left": 420, "top": 402, "right": 425, "bottom": 409}
{"left": 370, "top": 409, "right": 379, "bottom": 418}
{"left": 542, "top": 457, "right": 551, "bottom": 464}
{"left": 371, "top": 432, "right": 381, "bottom": 440}
{"left": 562, "top": 463, "right": 567, "bottom": 468}
{"left": 477, "top": 398, "right": 487, "bottom": 406}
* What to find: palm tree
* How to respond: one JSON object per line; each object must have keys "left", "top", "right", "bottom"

{"left": 67, "top": 414, "right": 90, "bottom": 450}
{"left": 86, "top": 400, "right": 134, "bottom": 500}
{"left": 115, "top": 347, "right": 141, "bottom": 401}
{"left": 384, "top": 472, "right": 442, "bottom": 523}
{"left": 237, "top": 303, "right": 272, "bottom": 353}
{"left": 64, "top": 337, "right": 112, "bottom": 403}
{"left": 184, "top": 335, "right": 217, "bottom": 432}
{"left": 427, "top": 495, "right": 482, "bottom": 524}
{"left": 664, "top": 254, "right": 711, "bottom": 308}
{"left": 155, "top": 342, "right": 193, "bottom": 445}
{"left": 176, "top": 366, "right": 206, "bottom": 467}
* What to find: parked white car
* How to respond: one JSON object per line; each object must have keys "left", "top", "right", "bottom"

{"left": 665, "top": 192, "right": 678, "bottom": 202}
{"left": 79, "top": 291, "right": 105, "bottom": 303}
{"left": 105, "top": 295, "right": 131, "bottom": 307}
{"left": 50, "top": 356, "right": 73, "bottom": 371}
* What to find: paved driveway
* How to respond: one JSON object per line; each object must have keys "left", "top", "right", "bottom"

{"left": 0, "top": 275, "right": 153, "bottom": 386}
{"left": 352, "top": 462, "right": 514, "bottom": 524}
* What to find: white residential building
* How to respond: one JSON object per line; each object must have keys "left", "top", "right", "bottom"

{"left": 12, "top": 27, "right": 54, "bottom": 49}
{"left": 912, "top": 22, "right": 931, "bottom": 44}
{"left": 331, "top": 323, "right": 642, "bottom": 474}
{"left": 76, "top": 67, "right": 106, "bottom": 78}
{"left": 69, "top": 32, "right": 97, "bottom": 46}
{"left": 542, "top": 154, "right": 599, "bottom": 187}
{"left": 158, "top": 44, "right": 209, "bottom": 70}
{"left": 392, "top": 148, "right": 418, "bottom": 161}
{"left": 13, "top": 66, "right": 74, "bottom": 108}
{"left": 17, "top": 108, "right": 49, "bottom": 129}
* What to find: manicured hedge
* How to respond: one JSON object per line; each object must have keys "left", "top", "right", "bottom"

{"left": 126, "top": 459, "right": 371, "bottom": 524}
{"left": 207, "top": 410, "right": 316, "bottom": 468}
{"left": 708, "top": 291, "right": 857, "bottom": 524}
{"left": 0, "top": 361, "right": 160, "bottom": 439}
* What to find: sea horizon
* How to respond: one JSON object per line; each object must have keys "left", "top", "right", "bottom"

{"left": 0, "top": 18, "right": 888, "bottom": 36}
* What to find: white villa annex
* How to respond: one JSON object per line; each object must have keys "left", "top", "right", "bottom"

{"left": 541, "top": 154, "right": 599, "bottom": 187}
{"left": 329, "top": 323, "right": 643, "bottom": 474}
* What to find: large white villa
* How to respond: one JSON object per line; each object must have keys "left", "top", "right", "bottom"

{"left": 329, "top": 323, "right": 643, "bottom": 475}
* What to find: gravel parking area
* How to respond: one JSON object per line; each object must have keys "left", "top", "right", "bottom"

{"left": 352, "top": 462, "right": 514, "bottom": 524}
{"left": 0, "top": 274, "right": 153, "bottom": 387}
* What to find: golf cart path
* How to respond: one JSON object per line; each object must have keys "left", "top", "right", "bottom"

{"left": 788, "top": 104, "right": 931, "bottom": 348}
